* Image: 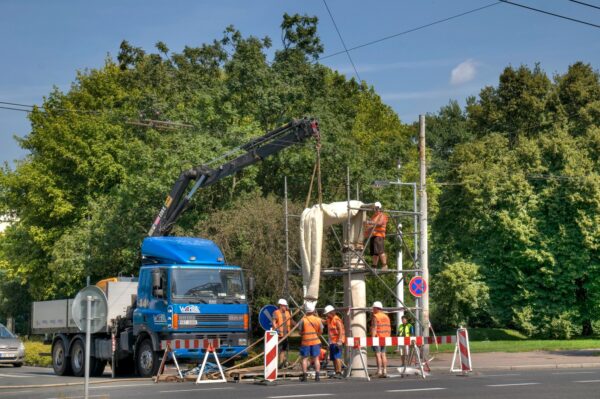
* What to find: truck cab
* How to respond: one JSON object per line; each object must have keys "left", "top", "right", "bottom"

{"left": 133, "top": 237, "right": 249, "bottom": 376}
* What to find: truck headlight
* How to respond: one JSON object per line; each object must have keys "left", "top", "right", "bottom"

{"left": 18, "top": 342, "right": 25, "bottom": 356}
{"left": 238, "top": 338, "right": 248, "bottom": 346}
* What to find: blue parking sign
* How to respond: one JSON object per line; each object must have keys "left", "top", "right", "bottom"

{"left": 259, "top": 304, "right": 278, "bottom": 331}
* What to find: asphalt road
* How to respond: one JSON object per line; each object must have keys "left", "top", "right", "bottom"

{"left": 2, "top": 366, "right": 600, "bottom": 398}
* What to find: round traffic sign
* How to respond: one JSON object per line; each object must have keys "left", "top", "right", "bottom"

{"left": 72, "top": 285, "right": 108, "bottom": 333}
{"left": 258, "top": 304, "right": 278, "bottom": 331}
{"left": 408, "top": 276, "right": 427, "bottom": 298}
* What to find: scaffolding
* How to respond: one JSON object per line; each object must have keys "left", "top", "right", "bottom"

{"left": 282, "top": 168, "right": 428, "bottom": 357}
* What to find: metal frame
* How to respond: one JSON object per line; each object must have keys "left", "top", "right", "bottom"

{"left": 282, "top": 171, "right": 425, "bottom": 332}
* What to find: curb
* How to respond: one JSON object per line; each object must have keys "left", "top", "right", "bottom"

{"left": 429, "top": 362, "right": 600, "bottom": 371}
{"left": 0, "top": 377, "right": 150, "bottom": 390}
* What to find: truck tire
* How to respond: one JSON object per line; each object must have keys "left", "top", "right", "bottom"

{"left": 52, "top": 339, "right": 73, "bottom": 376}
{"left": 70, "top": 338, "right": 98, "bottom": 377}
{"left": 136, "top": 339, "right": 159, "bottom": 378}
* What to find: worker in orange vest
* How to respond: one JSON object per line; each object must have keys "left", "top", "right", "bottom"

{"left": 272, "top": 298, "right": 295, "bottom": 368}
{"left": 371, "top": 301, "right": 391, "bottom": 378}
{"left": 364, "top": 201, "right": 389, "bottom": 270}
{"left": 298, "top": 302, "right": 323, "bottom": 382}
{"left": 324, "top": 305, "right": 345, "bottom": 379}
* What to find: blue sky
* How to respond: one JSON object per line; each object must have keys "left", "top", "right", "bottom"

{"left": 1, "top": 0, "right": 599, "bottom": 165}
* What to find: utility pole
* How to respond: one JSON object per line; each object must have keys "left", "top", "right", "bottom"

{"left": 418, "top": 114, "right": 429, "bottom": 357}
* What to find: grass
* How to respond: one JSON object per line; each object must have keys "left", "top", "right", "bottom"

{"left": 429, "top": 328, "right": 600, "bottom": 353}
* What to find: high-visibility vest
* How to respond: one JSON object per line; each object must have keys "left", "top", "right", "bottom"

{"left": 301, "top": 314, "right": 322, "bottom": 346}
{"left": 372, "top": 212, "right": 388, "bottom": 237}
{"left": 327, "top": 314, "right": 345, "bottom": 343}
{"left": 372, "top": 312, "right": 391, "bottom": 337}
{"left": 399, "top": 323, "right": 413, "bottom": 337}
{"left": 272, "top": 309, "right": 291, "bottom": 336}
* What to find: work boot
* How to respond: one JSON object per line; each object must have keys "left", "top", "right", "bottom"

{"left": 315, "top": 372, "right": 320, "bottom": 382}
{"left": 299, "top": 373, "right": 307, "bottom": 382}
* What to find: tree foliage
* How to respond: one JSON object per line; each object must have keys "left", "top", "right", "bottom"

{"left": 430, "top": 62, "right": 600, "bottom": 336}
{"left": 0, "top": 14, "right": 413, "bottom": 315}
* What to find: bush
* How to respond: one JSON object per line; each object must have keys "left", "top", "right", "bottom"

{"left": 512, "top": 306, "right": 536, "bottom": 337}
{"left": 24, "top": 341, "right": 52, "bottom": 367}
{"left": 431, "top": 261, "right": 490, "bottom": 330}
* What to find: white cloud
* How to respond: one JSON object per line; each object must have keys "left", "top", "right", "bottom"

{"left": 450, "top": 59, "right": 477, "bottom": 85}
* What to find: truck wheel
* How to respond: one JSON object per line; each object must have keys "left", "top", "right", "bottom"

{"left": 70, "top": 338, "right": 98, "bottom": 377}
{"left": 136, "top": 339, "right": 159, "bottom": 378}
{"left": 52, "top": 339, "right": 73, "bottom": 376}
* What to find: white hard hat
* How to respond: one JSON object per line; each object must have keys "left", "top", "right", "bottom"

{"left": 304, "top": 302, "right": 316, "bottom": 313}
{"left": 372, "top": 301, "right": 384, "bottom": 309}
{"left": 278, "top": 298, "right": 288, "bottom": 307}
{"left": 374, "top": 201, "right": 382, "bottom": 208}
{"left": 324, "top": 305, "right": 335, "bottom": 315}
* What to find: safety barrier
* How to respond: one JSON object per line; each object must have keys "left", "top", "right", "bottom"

{"left": 154, "top": 339, "right": 226, "bottom": 384}
{"left": 346, "top": 329, "right": 471, "bottom": 379}
{"left": 346, "top": 335, "right": 456, "bottom": 347}
{"left": 264, "top": 330, "right": 278, "bottom": 382}
{"left": 450, "top": 328, "right": 472, "bottom": 375}
{"left": 160, "top": 338, "right": 220, "bottom": 350}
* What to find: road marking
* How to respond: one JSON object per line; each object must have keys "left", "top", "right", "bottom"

{"left": 47, "top": 396, "right": 107, "bottom": 399}
{"left": 0, "top": 373, "right": 33, "bottom": 378}
{"left": 90, "top": 382, "right": 155, "bottom": 389}
{"left": 272, "top": 382, "right": 344, "bottom": 388}
{"left": 386, "top": 388, "right": 446, "bottom": 393}
{"left": 482, "top": 373, "right": 520, "bottom": 377}
{"left": 574, "top": 380, "right": 600, "bottom": 383}
{"left": 487, "top": 383, "right": 540, "bottom": 387}
{"left": 268, "top": 395, "right": 334, "bottom": 399}
{"left": 553, "top": 371, "right": 596, "bottom": 375}
{"left": 1, "top": 390, "right": 33, "bottom": 395}
{"left": 159, "top": 387, "right": 234, "bottom": 393}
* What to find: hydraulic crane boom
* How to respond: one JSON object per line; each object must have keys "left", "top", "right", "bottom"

{"left": 148, "top": 118, "right": 320, "bottom": 237}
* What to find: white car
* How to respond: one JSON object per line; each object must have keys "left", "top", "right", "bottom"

{"left": 0, "top": 323, "right": 24, "bottom": 367}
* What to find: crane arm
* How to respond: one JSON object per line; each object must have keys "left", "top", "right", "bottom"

{"left": 148, "top": 118, "right": 320, "bottom": 237}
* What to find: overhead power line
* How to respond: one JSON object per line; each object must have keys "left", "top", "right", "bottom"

{"left": 319, "top": 1, "right": 501, "bottom": 61}
{"left": 0, "top": 105, "right": 31, "bottom": 113}
{"left": 499, "top": 0, "right": 600, "bottom": 29}
{"left": 322, "top": 0, "right": 361, "bottom": 82}
{"left": 567, "top": 0, "right": 600, "bottom": 11}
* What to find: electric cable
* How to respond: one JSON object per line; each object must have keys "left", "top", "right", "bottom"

{"left": 319, "top": 2, "right": 501, "bottom": 61}
{"left": 322, "top": 0, "right": 361, "bottom": 81}
{"left": 499, "top": 0, "right": 600, "bottom": 28}
{"left": 567, "top": 0, "right": 600, "bottom": 11}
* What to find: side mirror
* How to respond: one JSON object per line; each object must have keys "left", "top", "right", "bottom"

{"left": 152, "top": 269, "right": 163, "bottom": 298}
{"left": 247, "top": 276, "right": 256, "bottom": 293}
{"left": 152, "top": 269, "right": 161, "bottom": 288}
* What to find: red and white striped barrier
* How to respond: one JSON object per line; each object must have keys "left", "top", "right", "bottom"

{"left": 160, "top": 339, "right": 220, "bottom": 350}
{"left": 346, "top": 335, "right": 456, "bottom": 347}
{"left": 264, "top": 330, "right": 278, "bottom": 382}
{"left": 451, "top": 328, "right": 472, "bottom": 374}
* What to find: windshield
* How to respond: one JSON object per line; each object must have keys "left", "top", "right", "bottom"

{"left": 0, "top": 325, "right": 15, "bottom": 338}
{"left": 171, "top": 268, "right": 246, "bottom": 303}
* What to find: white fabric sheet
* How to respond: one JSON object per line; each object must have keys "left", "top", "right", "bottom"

{"left": 300, "top": 201, "right": 365, "bottom": 301}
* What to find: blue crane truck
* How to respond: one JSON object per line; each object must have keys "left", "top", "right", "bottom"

{"left": 31, "top": 118, "right": 320, "bottom": 377}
